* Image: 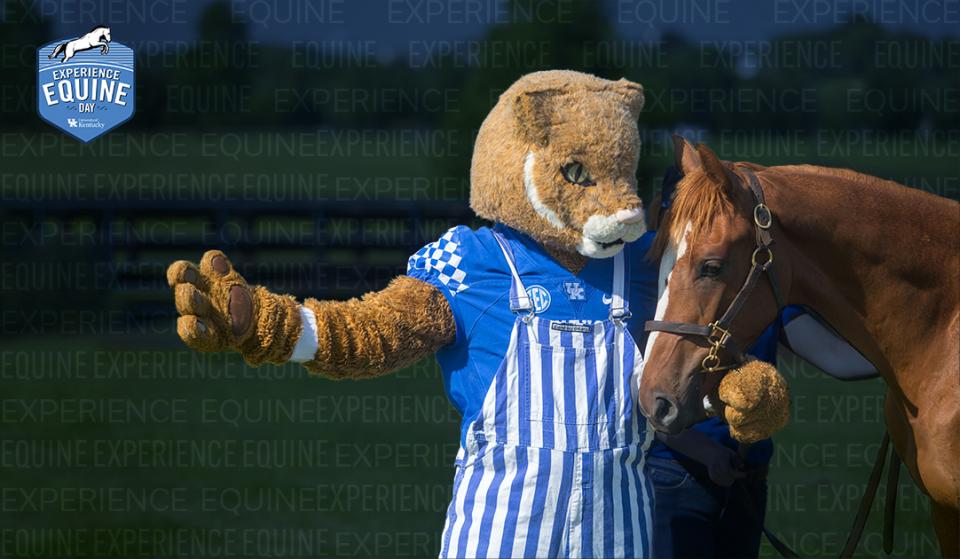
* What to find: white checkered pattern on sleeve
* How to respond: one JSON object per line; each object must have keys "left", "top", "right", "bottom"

{"left": 407, "top": 227, "right": 469, "bottom": 295}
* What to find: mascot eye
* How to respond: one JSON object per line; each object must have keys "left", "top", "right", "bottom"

{"left": 700, "top": 260, "right": 725, "bottom": 278}
{"left": 561, "top": 161, "right": 595, "bottom": 186}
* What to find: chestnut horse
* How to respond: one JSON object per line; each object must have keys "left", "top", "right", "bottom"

{"left": 638, "top": 137, "right": 959, "bottom": 556}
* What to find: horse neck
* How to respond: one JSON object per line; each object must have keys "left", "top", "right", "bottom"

{"left": 761, "top": 166, "right": 959, "bottom": 382}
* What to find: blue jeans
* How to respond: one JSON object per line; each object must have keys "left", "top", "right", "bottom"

{"left": 645, "top": 456, "right": 768, "bottom": 559}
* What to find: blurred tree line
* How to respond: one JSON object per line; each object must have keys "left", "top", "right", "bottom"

{"left": 3, "top": 0, "right": 955, "bottom": 138}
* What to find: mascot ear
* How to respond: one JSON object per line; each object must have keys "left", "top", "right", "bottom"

{"left": 672, "top": 134, "right": 701, "bottom": 175}
{"left": 614, "top": 79, "right": 645, "bottom": 118}
{"left": 513, "top": 90, "right": 558, "bottom": 148}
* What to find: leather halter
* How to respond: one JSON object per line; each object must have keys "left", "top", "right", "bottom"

{"left": 644, "top": 167, "right": 786, "bottom": 372}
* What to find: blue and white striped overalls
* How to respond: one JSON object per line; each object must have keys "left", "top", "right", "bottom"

{"left": 439, "top": 232, "right": 653, "bottom": 558}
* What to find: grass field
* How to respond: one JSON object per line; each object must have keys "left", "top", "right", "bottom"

{"left": 0, "top": 130, "right": 951, "bottom": 557}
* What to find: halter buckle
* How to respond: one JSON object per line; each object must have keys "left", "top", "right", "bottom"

{"left": 751, "top": 246, "right": 774, "bottom": 270}
{"left": 700, "top": 323, "right": 731, "bottom": 372}
{"left": 753, "top": 203, "right": 772, "bottom": 229}
{"left": 701, "top": 352, "right": 722, "bottom": 372}
{"left": 707, "top": 322, "right": 731, "bottom": 347}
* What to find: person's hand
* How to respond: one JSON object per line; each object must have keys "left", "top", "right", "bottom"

{"left": 719, "top": 359, "right": 790, "bottom": 443}
{"left": 166, "top": 250, "right": 300, "bottom": 365}
{"left": 705, "top": 444, "right": 745, "bottom": 487}
{"left": 654, "top": 429, "right": 744, "bottom": 487}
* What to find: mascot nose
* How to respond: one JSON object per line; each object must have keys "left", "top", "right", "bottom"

{"left": 615, "top": 208, "right": 644, "bottom": 225}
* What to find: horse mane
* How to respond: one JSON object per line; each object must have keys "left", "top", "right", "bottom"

{"left": 649, "top": 167, "right": 733, "bottom": 260}
{"left": 89, "top": 24, "right": 109, "bottom": 32}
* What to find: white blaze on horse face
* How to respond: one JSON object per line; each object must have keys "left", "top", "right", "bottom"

{"left": 636, "top": 222, "right": 692, "bottom": 402}
{"left": 645, "top": 222, "right": 692, "bottom": 354}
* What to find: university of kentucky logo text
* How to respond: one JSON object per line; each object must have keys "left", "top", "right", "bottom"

{"left": 37, "top": 26, "right": 135, "bottom": 142}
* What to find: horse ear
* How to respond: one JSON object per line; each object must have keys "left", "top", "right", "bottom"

{"left": 672, "top": 134, "right": 701, "bottom": 175}
{"left": 695, "top": 143, "right": 733, "bottom": 192}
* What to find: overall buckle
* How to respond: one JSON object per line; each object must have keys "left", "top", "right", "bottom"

{"left": 610, "top": 308, "right": 632, "bottom": 327}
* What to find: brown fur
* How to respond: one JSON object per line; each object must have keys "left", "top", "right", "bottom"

{"left": 167, "top": 251, "right": 303, "bottom": 366}
{"left": 301, "top": 276, "right": 455, "bottom": 379}
{"left": 470, "top": 70, "right": 646, "bottom": 262}
{"left": 546, "top": 245, "right": 588, "bottom": 274}
{"left": 718, "top": 360, "right": 789, "bottom": 443}
{"left": 240, "top": 287, "right": 302, "bottom": 366}
{"left": 168, "top": 252, "right": 454, "bottom": 371}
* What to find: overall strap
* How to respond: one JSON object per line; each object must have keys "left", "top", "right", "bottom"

{"left": 491, "top": 230, "right": 533, "bottom": 313}
{"left": 609, "top": 250, "right": 631, "bottom": 321}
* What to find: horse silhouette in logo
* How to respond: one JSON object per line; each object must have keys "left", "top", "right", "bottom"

{"left": 48, "top": 26, "right": 111, "bottom": 63}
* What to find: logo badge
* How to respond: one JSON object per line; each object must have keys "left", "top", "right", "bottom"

{"left": 525, "top": 285, "right": 551, "bottom": 314}
{"left": 38, "top": 27, "right": 134, "bottom": 142}
{"left": 563, "top": 281, "right": 586, "bottom": 301}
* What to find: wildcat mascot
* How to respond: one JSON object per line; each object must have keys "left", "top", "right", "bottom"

{"left": 167, "top": 70, "right": 786, "bottom": 558}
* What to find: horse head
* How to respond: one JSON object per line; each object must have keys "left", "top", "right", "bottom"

{"left": 638, "top": 136, "right": 789, "bottom": 434}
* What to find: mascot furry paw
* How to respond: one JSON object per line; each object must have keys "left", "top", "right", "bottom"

{"left": 720, "top": 360, "right": 790, "bottom": 443}
{"left": 168, "top": 70, "right": 784, "bottom": 559}
{"left": 167, "top": 250, "right": 301, "bottom": 364}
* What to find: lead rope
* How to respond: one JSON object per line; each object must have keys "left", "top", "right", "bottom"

{"left": 839, "top": 431, "right": 890, "bottom": 558}
{"left": 737, "top": 431, "right": 895, "bottom": 558}
{"left": 883, "top": 447, "right": 901, "bottom": 554}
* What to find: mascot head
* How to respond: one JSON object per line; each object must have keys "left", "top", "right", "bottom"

{"left": 470, "top": 70, "right": 646, "bottom": 258}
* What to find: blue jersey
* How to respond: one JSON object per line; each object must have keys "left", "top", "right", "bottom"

{"left": 407, "top": 223, "right": 659, "bottom": 447}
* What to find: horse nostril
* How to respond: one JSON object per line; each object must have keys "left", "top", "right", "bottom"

{"left": 652, "top": 393, "right": 679, "bottom": 427}
{"left": 615, "top": 208, "right": 644, "bottom": 225}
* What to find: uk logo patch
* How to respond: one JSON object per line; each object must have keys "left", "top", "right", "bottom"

{"left": 563, "top": 281, "right": 586, "bottom": 301}
{"left": 38, "top": 26, "right": 135, "bottom": 142}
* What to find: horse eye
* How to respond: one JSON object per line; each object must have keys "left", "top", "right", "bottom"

{"left": 700, "top": 260, "right": 724, "bottom": 277}
{"left": 561, "top": 161, "right": 595, "bottom": 186}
